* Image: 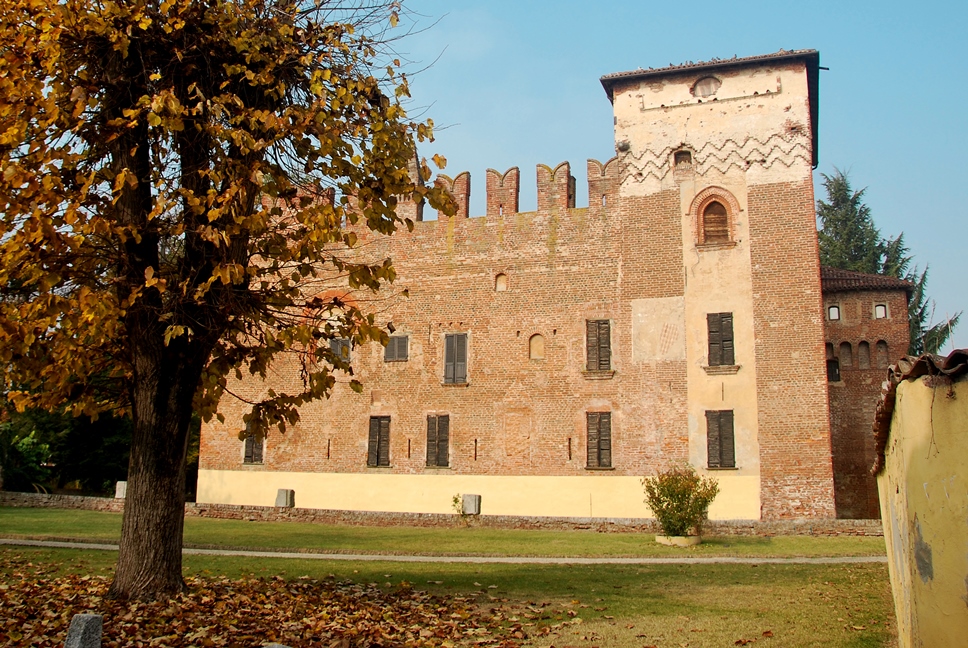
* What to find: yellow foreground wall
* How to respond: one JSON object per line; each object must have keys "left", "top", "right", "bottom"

{"left": 877, "top": 376, "right": 968, "bottom": 647}
{"left": 197, "top": 470, "right": 760, "bottom": 520}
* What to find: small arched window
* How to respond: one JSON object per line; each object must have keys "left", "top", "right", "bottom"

{"left": 828, "top": 305, "right": 841, "bottom": 321}
{"left": 839, "top": 342, "right": 853, "bottom": 369}
{"left": 876, "top": 341, "right": 890, "bottom": 368}
{"left": 702, "top": 201, "right": 730, "bottom": 243}
{"left": 692, "top": 76, "right": 722, "bottom": 98}
{"left": 858, "top": 341, "right": 871, "bottom": 370}
{"left": 529, "top": 334, "right": 545, "bottom": 360}
{"left": 825, "top": 343, "right": 839, "bottom": 381}
{"left": 495, "top": 273, "right": 508, "bottom": 292}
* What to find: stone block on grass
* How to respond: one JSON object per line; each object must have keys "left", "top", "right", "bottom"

{"left": 64, "top": 613, "right": 102, "bottom": 648}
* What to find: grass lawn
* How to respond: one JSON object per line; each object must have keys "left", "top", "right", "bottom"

{"left": 1, "top": 545, "right": 896, "bottom": 647}
{"left": 0, "top": 507, "right": 888, "bottom": 558}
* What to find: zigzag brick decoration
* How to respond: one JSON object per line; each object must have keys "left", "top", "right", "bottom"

{"left": 623, "top": 132, "right": 811, "bottom": 184}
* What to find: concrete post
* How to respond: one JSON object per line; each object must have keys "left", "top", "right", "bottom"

{"left": 64, "top": 613, "right": 102, "bottom": 648}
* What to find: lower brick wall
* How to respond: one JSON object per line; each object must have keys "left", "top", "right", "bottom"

{"left": 0, "top": 491, "right": 882, "bottom": 536}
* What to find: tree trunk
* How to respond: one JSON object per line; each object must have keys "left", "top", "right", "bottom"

{"left": 108, "top": 344, "right": 201, "bottom": 600}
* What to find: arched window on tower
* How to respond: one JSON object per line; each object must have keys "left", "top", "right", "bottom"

{"left": 876, "top": 341, "right": 890, "bottom": 368}
{"left": 839, "top": 342, "right": 853, "bottom": 369}
{"left": 858, "top": 341, "right": 871, "bottom": 370}
{"left": 825, "top": 342, "right": 840, "bottom": 382}
{"left": 702, "top": 201, "right": 729, "bottom": 243}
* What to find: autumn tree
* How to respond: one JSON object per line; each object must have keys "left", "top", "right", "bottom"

{"left": 817, "top": 169, "right": 960, "bottom": 355}
{"left": 0, "top": 0, "right": 452, "bottom": 600}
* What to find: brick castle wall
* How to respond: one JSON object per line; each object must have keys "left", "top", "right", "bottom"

{"left": 824, "top": 288, "right": 910, "bottom": 518}
{"left": 202, "top": 160, "right": 691, "bottom": 481}
{"left": 748, "top": 179, "right": 835, "bottom": 519}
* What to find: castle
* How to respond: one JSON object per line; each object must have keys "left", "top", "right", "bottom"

{"left": 197, "top": 50, "right": 910, "bottom": 521}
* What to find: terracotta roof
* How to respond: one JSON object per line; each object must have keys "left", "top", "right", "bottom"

{"left": 872, "top": 349, "right": 968, "bottom": 475}
{"left": 820, "top": 266, "right": 913, "bottom": 294}
{"left": 599, "top": 49, "right": 820, "bottom": 167}
{"left": 600, "top": 49, "right": 818, "bottom": 87}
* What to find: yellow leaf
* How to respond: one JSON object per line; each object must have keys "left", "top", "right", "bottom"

{"left": 432, "top": 153, "right": 447, "bottom": 170}
{"left": 147, "top": 112, "right": 161, "bottom": 127}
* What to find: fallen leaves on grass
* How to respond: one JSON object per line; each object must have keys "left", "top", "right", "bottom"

{"left": 0, "top": 555, "right": 521, "bottom": 647}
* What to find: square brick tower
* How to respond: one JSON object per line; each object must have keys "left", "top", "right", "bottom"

{"left": 602, "top": 50, "right": 835, "bottom": 518}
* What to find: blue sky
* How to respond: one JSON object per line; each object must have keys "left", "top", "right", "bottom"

{"left": 397, "top": 0, "right": 967, "bottom": 352}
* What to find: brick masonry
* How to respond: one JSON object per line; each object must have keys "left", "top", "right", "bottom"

{"left": 193, "top": 51, "right": 892, "bottom": 522}
{"left": 823, "top": 287, "right": 910, "bottom": 519}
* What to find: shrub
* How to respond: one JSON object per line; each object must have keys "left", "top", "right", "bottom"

{"left": 643, "top": 465, "right": 719, "bottom": 537}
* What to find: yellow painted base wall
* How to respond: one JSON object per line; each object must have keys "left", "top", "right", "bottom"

{"left": 197, "top": 469, "right": 761, "bottom": 520}
{"left": 877, "top": 377, "right": 968, "bottom": 648}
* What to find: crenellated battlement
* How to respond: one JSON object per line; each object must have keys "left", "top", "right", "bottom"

{"left": 407, "top": 158, "right": 620, "bottom": 222}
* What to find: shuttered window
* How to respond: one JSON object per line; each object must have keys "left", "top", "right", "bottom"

{"left": 426, "top": 414, "right": 450, "bottom": 467}
{"left": 707, "top": 313, "right": 734, "bottom": 366}
{"left": 705, "top": 410, "right": 735, "bottom": 468}
{"left": 444, "top": 333, "right": 467, "bottom": 384}
{"left": 586, "top": 412, "right": 612, "bottom": 469}
{"left": 702, "top": 201, "right": 729, "bottom": 242}
{"left": 384, "top": 336, "right": 409, "bottom": 362}
{"left": 243, "top": 433, "right": 263, "bottom": 464}
{"left": 586, "top": 320, "right": 611, "bottom": 371}
{"left": 367, "top": 416, "right": 390, "bottom": 467}
{"left": 330, "top": 338, "right": 351, "bottom": 362}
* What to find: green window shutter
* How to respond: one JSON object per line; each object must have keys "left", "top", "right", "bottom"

{"left": 378, "top": 417, "right": 390, "bottom": 467}
{"left": 386, "top": 336, "right": 409, "bottom": 362}
{"left": 252, "top": 435, "right": 263, "bottom": 463}
{"left": 721, "top": 313, "right": 734, "bottom": 365}
{"left": 586, "top": 412, "right": 600, "bottom": 468}
{"left": 587, "top": 320, "right": 610, "bottom": 370}
{"left": 367, "top": 417, "right": 380, "bottom": 467}
{"left": 586, "top": 320, "right": 599, "bottom": 371}
{"left": 426, "top": 415, "right": 438, "bottom": 467}
{"left": 597, "top": 320, "right": 611, "bottom": 370}
{"left": 707, "top": 314, "right": 722, "bottom": 366}
{"left": 331, "top": 338, "right": 350, "bottom": 362}
{"left": 706, "top": 410, "right": 721, "bottom": 468}
{"left": 720, "top": 410, "right": 735, "bottom": 468}
{"left": 437, "top": 415, "right": 450, "bottom": 467}
{"left": 598, "top": 412, "right": 611, "bottom": 468}
{"left": 444, "top": 334, "right": 455, "bottom": 383}
{"left": 454, "top": 334, "right": 467, "bottom": 383}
